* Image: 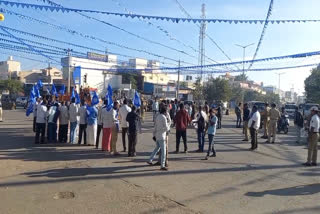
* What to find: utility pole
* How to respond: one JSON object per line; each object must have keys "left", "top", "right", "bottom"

{"left": 235, "top": 43, "right": 254, "bottom": 76}
{"left": 276, "top": 72, "right": 285, "bottom": 99}
{"left": 176, "top": 60, "right": 181, "bottom": 99}
{"left": 198, "top": 3, "right": 206, "bottom": 82}
{"left": 66, "top": 48, "right": 72, "bottom": 95}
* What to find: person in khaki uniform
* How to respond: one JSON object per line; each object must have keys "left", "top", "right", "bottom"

{"left": 261, "top": 103, "right": 270, "bottom": 139}
{"left": 266, "top": 103, "right": 281, "bottom": 143}
{"left": 303, "top": 106, "right": 320, "bottom": 167}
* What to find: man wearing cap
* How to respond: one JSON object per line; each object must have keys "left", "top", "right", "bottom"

{"left": 266, "top": 103, "right": 281, "bottom": 144}
{"left": 303, "top": 106, "right": 320, "bottom": 166}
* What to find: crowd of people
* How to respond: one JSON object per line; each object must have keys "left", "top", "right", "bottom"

{"left": 32, "top": 93, "right": 319, "bottom": 171}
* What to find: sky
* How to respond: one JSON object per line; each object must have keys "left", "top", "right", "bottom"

{"left": 1, "top": 0, "right": 320, "bottom": 94}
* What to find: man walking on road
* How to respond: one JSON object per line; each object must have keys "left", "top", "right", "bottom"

{"left": 266, "top": 103, "right": 281, "bottom": 144}
{"left": 248, "top": 105, "right": 261, "bottom": 150}
{"left": 235, "top": 102, "right": 242, "bottom": 128}
{"left": 119, "top": 99, "right": 131, "bottom": 152}
{"left": 242, "top": 103, "right": 250, "bottom": 142}
{"left": 294, "top": 106, "right": 304, "bottom": 144}
{"left": 195, "top": 106, "right": 208, "bottom": 152}
{"left": 261, "top": 103, "right": 270, "bottom": 139}
{"left": 175, "top": 103, "right": 190, "bottom": 153}
{"left": 303, "top": 106, "right": 320, "bottom": 167}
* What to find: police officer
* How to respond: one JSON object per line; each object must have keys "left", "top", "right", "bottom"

{"left": 266, "top": 103, "right": 281, "bottom": 144}
{"left": 261, "top": 103, "right": 270, "bottom": 139}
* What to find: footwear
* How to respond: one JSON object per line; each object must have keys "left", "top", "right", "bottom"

{"left": 154, "top": 162, "right": 161, "bottom": 166}
{"left": 183, "top": 150, "right": 188, "bottom": 154}
{"left": 242, "top": 139, "right": 249, "bottom": 142}
{"left": 204, "top": 156, "right": 209, "bottom": 160}
{"left": 295, "top": 141, "right": 300, "bottom": 144}
{"left": 302, "top": 162, "right": 312, "bottom": 167}
{"left": 195, "top": 149, "right": 201, "bottom": 152}
{"left": 271, "top": 141, "right": 275, "bottom": 144}
{"left": 146, "top": 161, "right": 153, "bottom": 166}
{"left": 311, "top": 163, "right": 318, "bottom": 166}
{"left": 210, "top": 153, "right": 216, "bottom": 157}
{"left": 113, "top": 152, "right": 120, "bottom": 156}
{"left": 265, "top": 141, "right": 270, "bottom": 143}
{"left": 174, "top": 151, "right": 179, "bottom": 154}
{"left": 160, "top": 167, "right": 168, "bottom": 171}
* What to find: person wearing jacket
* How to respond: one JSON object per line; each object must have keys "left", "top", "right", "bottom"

{"left": 78, "top": 100, "right": 87, "bottom": 145}
{"left": 35, "top": 99, "right": 48, "bottom": 144}
{"left": 69, "top": 98, "right": 79, "bottom": 144}
{"left": 294, "top": 106, "right": 304, "bottom": 144}
{"left": 126, "top": 105, "right": 141, "bottom": 157}
{"left": 58, "top": 101, "right": 69, "bottom": 143}
{"left": 175, "top": 103, "right": 191, "bottom": 153}
{"left": 47, "top": 103, "right": 60, "bottom": 143}
{"left": 147, "top": 106, "right": 171, "bottom": 171}
{"left": 195, "top": 106, "right": 208, "bottom": 152}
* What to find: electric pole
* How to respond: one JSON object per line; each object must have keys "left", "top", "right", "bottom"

{"left": 235, "top": 43, "right": 254, "bottom": 76}
{"left": 176, "top": 60, "right": 181, "bottom": 99}
{"left": 66, "top": 48, "right": 72, "bottom": 95}
{"left": 198, "top": 3, "right": 206, "bottom": 82}
{"left": 276, "top": 72, "right": 285, "bottom": 99}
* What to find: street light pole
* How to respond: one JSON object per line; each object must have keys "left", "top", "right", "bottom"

{"left": 276, "top": 72, "right": 285, "bottom": 99}
{"left": 235, "top": 43, "right": 254, "bottom": 76}
{"left": 66, "top": 49, "right": 73, "bottom": 95}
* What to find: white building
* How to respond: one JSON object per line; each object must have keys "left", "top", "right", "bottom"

{"left": 61, "top": 54, "right": 129, "bottom": 95}
{"left": 0, "top": 56, "right": 21, "bottom": 80}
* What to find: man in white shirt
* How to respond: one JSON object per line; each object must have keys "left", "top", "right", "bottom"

{"left": 152, "top": 99, "right": 159, "bottom": 122}
{"left": 101, "top": 102, "right": 117, "bottom": 152}
{"left": 58, "top": 101, "right": 69, "bottom": 143}
{"left": 147, "top": 106, "right": 171, "bottom": 171}
{"left": 303, "top": 106, "right": 320, "bottom": 167}
{"left": 248, "top": 105, "right": 261, "bottom": 151}
{"left": 78, "top": 100, "right": 87, "bottom": 145}
{"left": 69, "top": 98, "right": 78, "bottom": 144}
{"left": 118, "top": 99, "right": 131, "bottom": 152}
{"left": 35, "top": 100, "right": 48, "bottom": 144}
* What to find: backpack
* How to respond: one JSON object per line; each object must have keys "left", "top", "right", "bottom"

{"left": 198, "top": 114, "right": 205, "bottom": 131}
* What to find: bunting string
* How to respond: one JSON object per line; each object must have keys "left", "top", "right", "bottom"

{"left": 1, "top": 1, "right": 319, "bottom": 24}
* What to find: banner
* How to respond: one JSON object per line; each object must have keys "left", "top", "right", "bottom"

{"left": 73, "top": 66, "right": 81, "bottom": 85}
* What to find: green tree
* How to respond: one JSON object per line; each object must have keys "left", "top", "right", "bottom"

{"left": 121, "top": 73, "right": 137, "bottom": 89}
{"left": 263, "top": 92, "right": 280, "bottom": 105}
{"left": 0, "top": 79, "right": 23, "bottom": 95}
{"left": 192, "top": 77, "right": 203, "bottom": 103}
{"left": 305, "top": 65, "right": 320, "bottom": 103}
{"left": 234, "top": 73, "right": 248, "bottom": 82}
{"left": 203, "top": 77, "right": 231, "bottom": 102}
{"left": 230, "top": 86, "right": 244, "bottom": 103}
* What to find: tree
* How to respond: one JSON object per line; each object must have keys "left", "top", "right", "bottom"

{"left": 192, "top": 77, "right": 203, "bottom": 103}
{"left": 0, "top": 79, "right": 23, "bottom": 96}
{"left": 121, "top": 73, "right": 137, "bottom": 89}
{"left": 230, "top": 86, "right": 244, "bottom": 103}
{"left": 305, "top": 65, "right": 320, "bottom": 103}
{"left": 203, "top": 77, "right": 231, "bottom": 102}
{"left": 263, "top": 92, "right": 280, "bottom": 105}
{"left": 234, "top": 73, "right": 248, "bottom": 82}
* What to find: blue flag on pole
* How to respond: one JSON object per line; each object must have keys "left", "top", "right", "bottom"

{"left": 37, "top": 79, "right": 43, "bottom": 89}
{"left": 105, "top": 84, "right": 113, "bottom": 111}
{"left": 51, "top": 84, "right": 57, "bottom": 96}
{"left": 34, "top": 85, "right": 40, "bottom": 98}
{"left": 59, "top": 84, "right": 65, "bottom": 95}
{"left": 91, "top": 91, "right": 99, "bottom": 106}
{"left": 75, "top": 91, "right": 80, "bottom": 104}
{"left": 133, "top": 91, "right": 141, "bottom": 107}
{"left": 71, "top": 89, "right": 75, "bottom": 100}
{"left": 26, "top": 86, "right": 36, "bottom": 117}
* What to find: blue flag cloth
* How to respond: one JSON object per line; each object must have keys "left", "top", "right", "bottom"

{"left": 51, "top": 84, "right": 57, "bottom": 96}
{"left": 26, "top": 86, "right": 36, "bottom": 117}
{"left": 91, "top": 91, "right": 99, "bottom": 106}
{"left": 59, "top": 84, "right": 65, "bottom": 95}
{"left": 75, "top": 92, "right": 80, "bottom": 104}
{"left": 107, "top": 84, "right": 113, "bottom": 97}
{"left": 134, "top": 91, "right": 141, "bottom": 107}
{"left": 71, "top": 89, "right": 75, "bottom": 100}
{"left": 105, "top": 84, "right": 113, "bottom": 111}
{"left": 37, "top": 79, "right": 43, "bottom": 89}
{"left": 34, "top": 85, "right": 40, "bottom": 98}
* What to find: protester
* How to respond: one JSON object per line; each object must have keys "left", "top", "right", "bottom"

{"left": 69, "top": 97, "right": 78, "bottom": 144}
{"left": 47, "top": 103, "right": 60, "bottom": 143}
{"left": 126, "top": 105, "right": 141, "bottom": 157}
{"left": 235, "top": 102, "right": 242, "bottom": 128}
{"left": 101, "top": 100, "right": 117, "bottom": 152}
{"left": 266, "top": 103, "right": 281, "bottom": 144}
{"left": 157, "top": 104, "right": 171, "bottom": 166}
{"left": 33, "top": 98, "right": 40, "bottom": 132}
{"left": 175, "top": 103, "right": 190, "bottom": 153}
{"left": 35, "top": 99, "right": 48, "bottom": 144}
{"left": 87, "top": 103, "right": 98, "bottom": 146}
{"left": 110, "top": 101, "right": 120, "bottom": 155}
{"left": 248, "top": 105, "right": 261, "bottom": 150}
{"left": 96, "top": 101, "right": 104, "bottom": 149}
{"left": 217, "top": 104, "right": 222, "bottom": 129}
{"left": 303, "top": 106, "right": 320, "bottom": 167}
{"left": 261, "top": 103, "right": 270, "bottom": 139}
{"left": 58, "top": 101, "right": 69, "bottom": 143}
{"left": 152, "top": 98, "right": 159, "bottom": 122}
{"left": 205, "top": 108, "right": 218, "bottom": 160}
{"left": 78, "top": 100, "right": 87, "bottom": 145}
{"left": 294, "top": 106, "right": 304, "bottom": 144}
{"left": 242, "top": 103, "right": 251, "bottom": 142}
{"left": 119, "top": 99, "right": 131, "bottom": 152}
{"left": 147, "top": 106, "right": 171, "bottom": 170}
{"left": 195, "top": 106, "right": 208, "bottom": 152}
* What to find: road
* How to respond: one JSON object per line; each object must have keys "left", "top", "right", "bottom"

{"left": 0, "top": 109, "right": 319, "bottom": 214}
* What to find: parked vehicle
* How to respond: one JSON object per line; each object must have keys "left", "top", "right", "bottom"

{"left": 277, "top": 114, "right": 290, "bottom": 134}
{"left": 16, "top": 96, "right": 28, "bottom": 108}
{"left": 284, "top": 103, "right": 297, "bottom": 118}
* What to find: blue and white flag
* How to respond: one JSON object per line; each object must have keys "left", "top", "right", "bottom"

{"left": 26, "top": 86, "right": 36, "bottom": 117}
{"left": 51, "top": 84, "right": 57, "bottom": 96}
{"left": 133, "top": 91, "right": 141, "bottom": 107}
{"left": 37, "top": 79, "right": 43, "bottom": 89}
{"left": 34, "top": 84, "right": 40, "bottom": 98}
{"left": 75, "top": 91, "right": 80, "bottom": 104}
{"left": 91, "top": 91, "right": 99, "bottom": 106}
{"left": 105, "top": 84, "right": 113, "bottom": 111}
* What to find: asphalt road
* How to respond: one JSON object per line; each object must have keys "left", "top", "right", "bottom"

{"left": 0, "top": 109, "right": 319, "bottom": 214}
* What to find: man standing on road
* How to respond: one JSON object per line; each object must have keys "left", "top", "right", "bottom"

{"left": 175, "top": 103, "right": 190, "bottom": 153}
{"left": 195, "top": 106, "right": 208, "bottom": 152}
{"left": 248, "top": 105, "right": 261, "bottom": 150}
{"left": 303, "top": 106, "right": 320, "bottom": 167}
{"left": 58, "top": 101, "right": 69, "bottom": 143}
{"left": 294, "top": 106, "right": 304, "bottom": 144}
{"left": 32, "top": 98, "right": 40, "bottom": 132}
{"left": 235, "top": 102, "right": 242, "bottom": 128}
{"left": 110, "top": 101, "right": 120, "bottom": 155}
{"left": 242, "top": 103, "right": 251, "bottom": 142}
{"left": 35, "top": 99, "right": 48, "bottom": 144}
{"left": 126, "top": 106, "right": 141, "bottom": 157}
{"left": 119, "top": 99, "right": 131, "bottom": 152}
{"left": 152, "top": 98, "right": 159, "bottom": 122}
{"left": 69, "top": 98, "right": 78, "bottom": 144}
{"left": 78, "top": 100, "right": 87, "bottom": 145}
{"left": 261, "top": 103, "right": 270, "bottom": 139}
{"left": 217, "top": 104, "right": 222, "bottom": 129}
{"left": 266, "top": 103, "right": 281, "bottom": 144}
{"left": 205, "top": 108, "right": 218, "bottom": 160}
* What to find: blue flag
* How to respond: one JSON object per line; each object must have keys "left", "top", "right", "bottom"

{"left": 91, "top": 91, "right": 99, "bottom": 106}
{"left": 75, "top": 91, "right": 80, "bottom": 104}
{"left": 71, "top": 89, "right": 75, "bottom": 100}
{"left": 107, "top": 84, "right": 113, "bottom": 97}
{"left": 105, "top": 85, "right": 113, "bottom": 111}
{"left": 34, "top": 85, "right": 40, "bottom": 98}
{"left": 26, "top": 87, "right": 36, "bottom": 117}
{"left": 134, "top": 91, "right": 141, "bottom": 107}
{"left": 37, "top": 79, "right": 43, "bottom": 89}
{"left": 59, "top": 84, "right": 65, "bottom": 95}
{"left": 51, "top": 84, "right": 57, "bottom": 96}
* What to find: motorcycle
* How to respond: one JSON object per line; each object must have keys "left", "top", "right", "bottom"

{"left": 277, "top": 114, "right": 290, "bottom": 134}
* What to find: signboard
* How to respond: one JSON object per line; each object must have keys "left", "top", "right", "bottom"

{"left": 87, "top": 52, "right": 108, "bottom": 62}
{"left": 73, "top": 66, "right": 81, "bottom": 85}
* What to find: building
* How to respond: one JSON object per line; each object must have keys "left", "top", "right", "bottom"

{"left": 61, "top": 53, "right": 129, "bottom": 95}
{"left": 0, "top": 56, "right": 21, "bottom": 80}
{"left": 18, "top": 67, "right": 63, "bottom": 84}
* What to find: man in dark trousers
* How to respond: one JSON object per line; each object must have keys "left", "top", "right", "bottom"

{"left": 235, "top": 102, "right": 242, "bottom": 128}
{"left": 248, "top": 106, "right": 261, "bottom": 150}
{"left": 217, "top": 104, "right": 222, "bottom": 129}
{"left": 294, "top": 106, "right": 304, "bottom": 144}
{"left": 175, "top": 103, "right": 191, "bottom": 153}
{"left": 126, "top": 106, "right": 141, "bottom": 157}
{"left": 242, "top": 103, "right": 251, "bottom": 142}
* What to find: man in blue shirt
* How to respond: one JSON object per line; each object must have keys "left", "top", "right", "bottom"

{"left": 205, "top": 108, "right": 218, "bottom": 160}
